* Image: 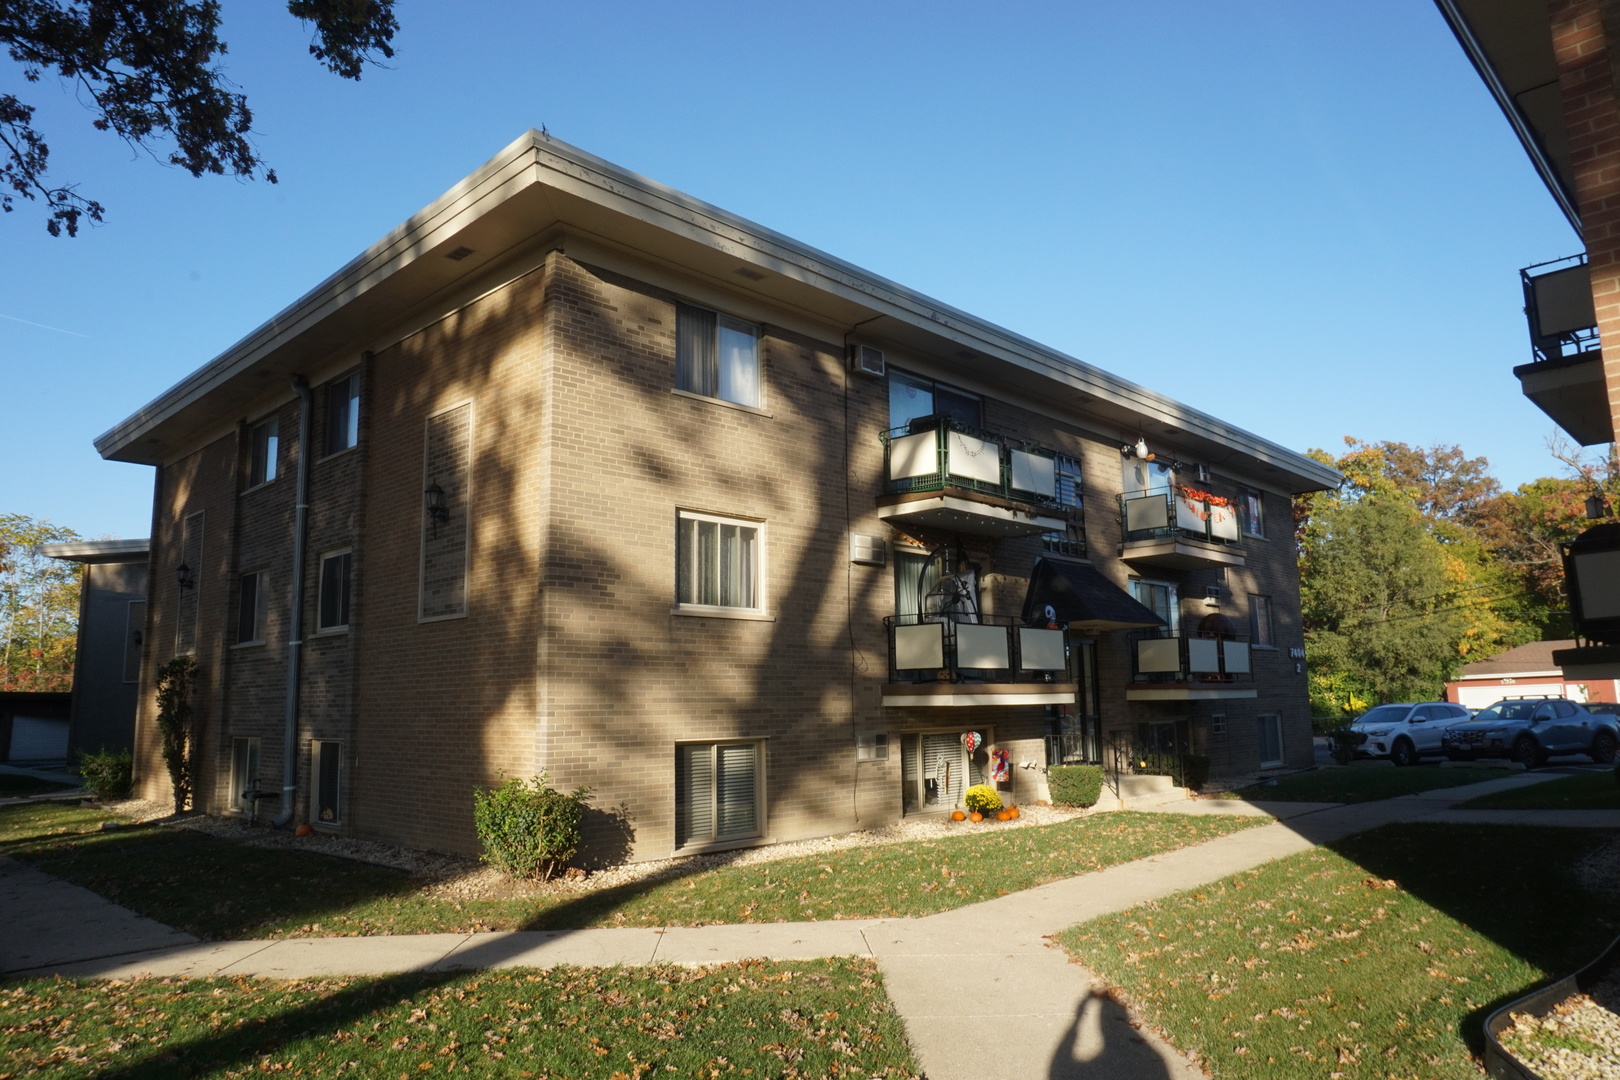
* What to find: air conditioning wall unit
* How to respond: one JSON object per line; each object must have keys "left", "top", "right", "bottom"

{"left": 1204, "top": 585, "right": 1221, "bottom": 604}
{"left": 850, "top": 343, "right": 886, "bottom": 378}
{"left": 850, "top": 533, "right": 887, "bottom": 566}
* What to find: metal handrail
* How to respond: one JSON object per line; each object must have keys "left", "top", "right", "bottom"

{"left": 883, "top": 612, "right": 1069, "bottom": 684}
{"left": 880, "top": 416, "right": 1060, "bottom": 507}
{"left": 1117, "top": 488, "right": 1244, "bottom": 548}
{"left": 1127, "top": 629, "right": 1254, "bottom": 683}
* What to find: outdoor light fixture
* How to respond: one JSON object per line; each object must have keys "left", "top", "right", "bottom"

{"left": 424, "top": 480, "right": 449, "bottom": 527}
{"left": 1563, "top": 522, "right": 1620, "bottom": 645}
{"left": 175, "top": 563, "right": 194, "bottom": 590}
{"left": 1120, "top": 436, "right": 1155, "bottom": 462}
{"left": 1586, "top": 493, "right": 1609, "bottom": 520}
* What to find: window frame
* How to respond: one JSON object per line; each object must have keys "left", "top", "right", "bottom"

{"left": 1249, "top": 593, "right": 1274, "bottom": 647}
{"left": 311, "top": 739, "right": 343, "bottom": 827}
{"left": 122, "top": 599, "right": 146, "bottom": 683}
{"left": 1042, "top": 453, "right": 1086, "bottom": 558}
{"left": 674, "top": 509, "right": 768, "bottom": 619}
{"left": 1240, "top": 487, "right": 1266, "bottom": 539}
{"left": 886, "top": 367, "right": 983, "bottom": 431}
{"left": 229, "top": 736, "right": 261, "bottom": 815}
{"left": 247, "top": 416, "right": 280, "bottom": 489}
{"left": 236, "top": 570, "right": 268, "bottom": 646}
{"left": 317, "top": 549, "right": 353, "bottom": 633}
{"left": 674, "top": 738, "right": 765, "bottom": 850}
{"left": 675, "top": 302, "right": 763, "bottom": 410}
{"left": 1130, "top": 577, "right": 1180, "bottom": 633}
{"left": 324, "top": 370, "right": 361, "bottom": 457}
{"left": 1257, "top": 713, "right": 1284, "bottom": 767}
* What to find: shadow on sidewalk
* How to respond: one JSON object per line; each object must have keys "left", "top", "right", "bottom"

{"left": 1047, "top": 989, "right": 1178, "bottom": 1080}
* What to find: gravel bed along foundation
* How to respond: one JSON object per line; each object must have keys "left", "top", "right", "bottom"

{"left": 1499, "top": 966, "right": 1620, "bottom": 1080}
{"left": 102, "top": 797, "right": 1094, "bottom": 902}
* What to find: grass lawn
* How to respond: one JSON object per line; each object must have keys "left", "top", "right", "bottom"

{"left": 1456, "top": 770, "right": 1620, "bottom": 810}
{"left": 1223, "top": 765, "right": 1511, "bottom": 804}
{"left": 1056, "top": 823, "right": 1619, "bottom": 1080}
{"left": 0, "top": 774, "right": 78, "bottom": 798}
{"left": 0, "top": 801, "right": 1266, "bottom": 939}
{"left": 0, "top": 957, "right": 921, "bottom": 1079}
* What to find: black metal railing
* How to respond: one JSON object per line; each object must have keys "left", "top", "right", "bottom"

{"left": 1044, "top": 731, "right": 1099, "bottom": 767}
{"left": 1128, "top": 630, "right": 1253, "bottom": 683}
{"left": 881, "top": 416, "right": 1061, "bottom": 510}
{"left": 1522, "top": 254, "right": 1600, "bottom": 365}
{"left": 1103, "top": 730, "right": 1195, "bottom": 801}
{"left": 884, "top": 612, "right": 1069, "bottom": 684}
{"left": 1118, "top": 488, "right": 1244, "bottom": 548}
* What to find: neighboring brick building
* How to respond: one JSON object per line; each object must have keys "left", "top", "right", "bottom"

{"left": 95, "top": 135, "right": 1340, "bottom": 862}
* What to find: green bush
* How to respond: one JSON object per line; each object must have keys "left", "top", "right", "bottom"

{"left": 963, "top": 784, "right": 1002, "bottom": 814}
{"left": 473, "top": 774, "right": 590, "bottom": 880}
{"left": 78, "top": 747, "right": 133, "bottom": 800}
{"left": 1047, "top": 765, "right": 1104, "bottom": 807}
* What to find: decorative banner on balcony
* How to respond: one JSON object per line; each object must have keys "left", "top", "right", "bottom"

{"left": 960, "top": 730, "right": 983, "bottom": 753}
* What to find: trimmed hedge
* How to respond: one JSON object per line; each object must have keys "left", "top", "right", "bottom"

{"left": 1048, "top": 765, "right": 1104, "bottom": 807}
{"left": 78, "top": 747, "right": 133, "bottom": 800}
{"left": 473, "top": 774, "right": 591, "bottom": 880}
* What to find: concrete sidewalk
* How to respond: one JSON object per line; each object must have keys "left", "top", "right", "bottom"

{"left": 4, "top": 769, "right": 1617, "bottom": 1080}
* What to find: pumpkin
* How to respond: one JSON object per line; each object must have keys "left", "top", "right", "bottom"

{"left": 969, "top": 811, "right": 983, "bottom": 823}
{"left": 996, "top": 810, "right": 1011, "bottom": 822}
{"left": 951, "top": 810, "right": 966, "bottom": 821}
{"left": 1008, "top": 806, "right": 1020, "bottom": 819}
{"left": 295, "top": 823, "right": 313, "bottom": 837}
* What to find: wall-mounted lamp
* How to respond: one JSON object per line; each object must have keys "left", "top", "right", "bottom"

{"left": 424, "top": 480, "right": 449, "bottom": 528}
{"left": 175, "top": 563, "right": 195, "bottom": 590}
{"left": 1586, "top": 493, "right": 1609, "bottom": 520}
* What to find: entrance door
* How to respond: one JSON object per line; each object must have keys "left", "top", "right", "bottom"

{"left": 902, "top": 733, "right": 981, "bottom": 813}
{"left": 1052, "top": 637, "right": 1101, "bottom": 763}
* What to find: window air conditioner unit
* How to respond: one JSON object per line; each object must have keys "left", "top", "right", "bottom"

{"left": 850, "top": 344, "right": 886, "bottom": 378}
{"left": 1204, "top": 585, "right": 1221, "bottom": 604}
{"left": 850, "top": 534, "right": 887, "bottom": 566}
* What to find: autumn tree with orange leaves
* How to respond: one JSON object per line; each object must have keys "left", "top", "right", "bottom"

{"left": 0, "top": 514, "right": 81, "bottom": 691}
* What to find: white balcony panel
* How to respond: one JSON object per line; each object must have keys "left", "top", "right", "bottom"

{"left": 1019, "top": 627, "right": 1067, "bottom": 670}
{"left": 890, "top": 431, "right": 939, "bottom": 481}
{"left": 1224, "top": 640, "right": 1251, "bottom": 674}
{"left": 956, "top": 623, "right": 1010, "bottom": 669}
{"left": 1188, "top": 637, "right": 1220, "bottom": 673}
{"left": 947, "top": 431, "right": 1002, "bottom": 486}
{"left": 1575, "top": 550, "right": 1620, "bottom": 618}
{"left": 1124, "top": 495, "right": 1169, "bottom": 533}
{"left": 1211, "top": 505, "right": 1240, "bottom": 542}
{"left": 894, "top": 622, "right": 944, "bottom": 669}
{"left": 1009, "top": 450, "right": 1056, "bottom": 498}
{"left": 1176, "top": 495, "right": 1208, "bottom": 533}
{"left": 1138, "top": 637, "right": 1181, "bottom": 673}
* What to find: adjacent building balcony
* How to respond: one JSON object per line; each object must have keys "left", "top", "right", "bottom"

{"left": 1117, "top": 489, "right": 1245, "bottom": 571}
{"left": 882, "top": 613, "right": 1077, "bottom": 707}
{"left": 1125, "top": 630, "right": 1256, "bottom": 701}
{"left": 1517, "top": 255, "right": 1613, "bottom": 446}
{"left": 878, "top": 418, "right": 1068, "bottom": 538}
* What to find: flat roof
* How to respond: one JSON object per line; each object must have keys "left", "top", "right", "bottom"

{"left": 97, "top": 132, "right": 1342, "bottom": 494}
{"left": 39, "top": 539, "right": 150, "bottom": 563}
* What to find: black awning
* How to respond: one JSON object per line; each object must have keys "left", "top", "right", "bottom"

{"left": 1021, "top": 558, "right": 1167, "bottom": 631}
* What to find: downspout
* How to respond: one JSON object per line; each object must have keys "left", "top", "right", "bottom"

{"left": 274, "top": 377, "right": 314, "bottom": 827}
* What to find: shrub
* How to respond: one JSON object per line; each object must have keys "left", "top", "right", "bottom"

{"left": 78, "top": 747, "right": 133, "bottom": 800}
{"left": 1327, "top": 727, "right": 1366, "bottom": 766}
{"left": 473, "top": 774, "right": 591, "bottom": 880}
{"left": 1047, "top": 765, "right": 1103, "bottom": 807}
{"left": 154, "top": 655, "right": 197, "bottom": 813}
{"left": 963, "top": 784, "right": 1002, "bottom": 814}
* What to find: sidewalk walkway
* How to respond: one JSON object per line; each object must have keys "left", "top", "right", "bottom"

{"left": 4, "top": 770, "right": 1616, "bottom": 1080}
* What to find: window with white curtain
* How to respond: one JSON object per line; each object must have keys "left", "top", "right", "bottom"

{"left": 676, "top": 511, "right": 762, "bottom": 612}
{"left": 676, "top": 303, "right": 761, "bottom": 408}
{"left": 675, "top": 740, "right": 762, "bottom": 847}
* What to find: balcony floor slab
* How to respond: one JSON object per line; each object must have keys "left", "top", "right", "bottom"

{"left": 1120, "top": 539, "right": 1245, "bottom": 571}
{"left": 877, "top": 491, "right": 1065, "bottom": 539}
{"left": 883, "top": 682, "right": 1078, "bottom": 707}
{"left": 1126, "top": 685, "right": 1258, "bottom": 702}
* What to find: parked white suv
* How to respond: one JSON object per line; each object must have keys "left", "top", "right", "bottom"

{"left": 1348, "top": 702, "right": 1472, "bottom": 766}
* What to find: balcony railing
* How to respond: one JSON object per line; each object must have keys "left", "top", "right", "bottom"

{"left": 1118, "top": 488, "right": 1242, "bottom": 548}
{"left": 1128, "top": 630, "right": 1252, "bottom": 684}
{"left": 1522, "top": 254, "right": 1599, "bottom": 365}
{"left": 881, "top": 417, "right": 1060, "bottom": 510}
{"left": 885, "top": 613, "right": 1069, "bottom": 684}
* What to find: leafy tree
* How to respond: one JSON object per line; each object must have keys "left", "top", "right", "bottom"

{"left": 0, "top": 513, "right": 81, "bottom": 691}
{"left": 2, "top": 1, "right": 399, "bottom": 236}
{"left": 1329, "top": 437, "right": 1501, "bottom": 524}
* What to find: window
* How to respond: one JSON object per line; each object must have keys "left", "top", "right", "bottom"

{"left": 1257, "top": 714, "right": 1283, "bottom": 766}
{"left": 1240, "top": 487, "right": 1265, "bottom": 538}
{"left": 1043, "top": 454, "right": 1086, "bottom": 557}
{"left": 1211, "top": 713, "right": 1227, "bottom": 737}
{"left": 1249, "top": 594, "right": 1273, "bottom": 646}
{"left": 676, "top": 303, "right": 761, "bottom": 408}
{"left": 1122, "top": 456, "right": 1174, "bottom": 495}
{"left": 229, "top": 737, "right": 260, "bottom": 814}
{"left": 856, "top": 732, "right": 889, "bottom": 761}
{"left": 318, "top": 551, "right": 352, "bottom": 631}
{"left": 237, "top": 571, "right": 267, "bottom": 644}
{"left": 1131, "top": 579, "right": 1179, "bottom": 632}
{"left": 249, "top": 417, "right": 279, "bottom": 487}
{"left": 122, "top": 600, "right": 145, "bottom": 683}
{"left": 325, "top": 372, "right": 360, "bottom": 455}
{"left": 311, "top": 740, "right": 342, "bottom": 825}
{"left": 887, "top": 368, "right": 981, "bottom": 430}
{"left": 675, "top": 741, "right": 761, "bottom": 847}
{"left": 676, "top": 511, "right": 761, "bottom": 612}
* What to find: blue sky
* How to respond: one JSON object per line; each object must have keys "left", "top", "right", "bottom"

{"left": 0, "top": 0, "right": 1580, "bottom": 540}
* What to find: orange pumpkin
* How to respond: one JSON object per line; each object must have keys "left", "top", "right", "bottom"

{"left": 951, "top": 810, "right": 966, "bottom": 821}
{"left": 295, "top": 823, "right": 313, "bottom": 837}
{"left": 969, "top": 812, "right": 983, "bottom": 823}
{"left": 996, "top": 810, "right": 1011, "bottom": 822}
{"left": 1008, "top": 806, "right": 1020, "bottom": 819}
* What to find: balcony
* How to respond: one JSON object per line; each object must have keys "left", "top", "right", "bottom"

{"left": 1125, "top": 630, "right": 1255, "bottom": 701}
{"left": 882, "top": 613, "right": 1078, "bottom": 707}
{"left": 878, "top": 418, "right": 1068, "bottom": 538}
{"left": 1117, "top": 488, "right": 1245, "bottom": 571}
{"left": 1517, "top": 255, "right": 1613, "bottom": 445}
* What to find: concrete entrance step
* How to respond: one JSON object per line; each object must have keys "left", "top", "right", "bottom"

{"left": 1113, "top": 773, "right": 1188, "bottom": 809}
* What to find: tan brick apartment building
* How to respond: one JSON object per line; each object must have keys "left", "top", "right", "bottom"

{"left": 96, "top": 135, "right": 1340, "bottom": 862}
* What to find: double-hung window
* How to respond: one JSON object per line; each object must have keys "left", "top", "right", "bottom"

{"left": 248, "top": 417, "right": 279, "bottom": 487}
{"left": 675, "top": 740, "right": 762, "bottom": 848}
{"left": 676, "top": 303, "right": 761, "bottom": 408}
{"left": 237, "top": 571, "right": 268, "bottom": 645}
{"left": 1240, "top": 487, "right": 1265, "bottom": 538}
{"left": 1131, "top": 579, "right": 1179, "bottom": 632}
{"left": 1249, "top": 594, "right": 1274, "bottom": 646}
{"left": 676, "top": 511, "right": 762, "bottom": 612}
{"left": 1042, "top": 454, "right": 1086, "bottom": 557}
{"left": 325, "top": 372, "right": 360, "bottom": 455}
{"left": 319, "top": 551, "right": 352, "bottom": 631}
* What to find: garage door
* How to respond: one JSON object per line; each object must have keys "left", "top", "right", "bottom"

{"left": 1456, "top": 683, "right": 1568, "bottom": 710}
{"left": 8, "top": 716, "right": 69, "bottom": 763}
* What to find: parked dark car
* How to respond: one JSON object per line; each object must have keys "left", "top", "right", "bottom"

{"left": 1442, "top": 698, "right": 1620, "bottom": 768}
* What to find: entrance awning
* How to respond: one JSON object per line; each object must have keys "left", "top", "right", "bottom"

{"left": 1021, "top": 558, "right": 1167, "bottom": 631}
